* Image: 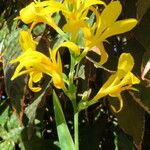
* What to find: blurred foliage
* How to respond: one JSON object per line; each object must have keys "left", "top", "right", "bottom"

{"left": 0, "top": 0, "right": 150, "bottom": 150}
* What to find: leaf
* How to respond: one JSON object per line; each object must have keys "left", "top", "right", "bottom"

{"left": 4, "top": 127, "right": 23, "bottom": 142}
{"left": 135, "top": 8, "right": 150, "bottom": 50}
{"left": 0, "top": 126, "right": 8, "bottom": 139}
{"left": 19, "top": 127, "right": 59, "bottom": 150}
{"left": 140, "top": 84, "right": 150, "bottom": 112}
{"left": 7, "top": 112, "right": 20, "bottom": 129}
{"left": 33, "top": 24, "right": 46, "bottom": 36}
{"left": 25, "top": 77, "right": 51, "bottom": 124}
{"left": 137, "top": 0, "right": 150, "bottom": 20}
{"left": 114, "top": 127, "right": 135, "bottom": 150}
{"left": 79, "top": 111, "right": 115, "bottom": 150}
{"left": 2, "top": 22, "right": 26, "bottom": 113}
{"left": 75, "top": 64, "right": 85, "bottom": 80}
{"left": 0, "top": 141, "right": 14, "bottom": 150}
{"left": 112, "top": 92, "right": 145, "bottom": 148}
{"left": 53, "top": 91, "right": 75, "bottom": 150}
{"left": 0, "top": 102, "right": 9, "bottom": 127}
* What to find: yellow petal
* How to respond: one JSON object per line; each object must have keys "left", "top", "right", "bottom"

{"left": 97, "top": 43, "right": 108, "bottom": 65}
{"left": 19, "top": 30, "right": 37, "bottom": 51}
{"left": 20, "top": 2, "right": 36, "bottom": 24}
{"left": 52, "top": 72, "right": 64, "bottom": 89}
{"left": 28, "top": 72, "right": 42, "bottom": 92}
{"left": 97, "top": 1, "right": 122, "bottom": 34}
{"left": 56, "top": 52, "right": 63, "bottom": 74}
{"left": 110, "top": 94, "right": 123, "bottom": 113}
{"left": 79, "top": 0, "right": 106, "bottom": 14}
{"left": 120, "top": 72, "right": 140, "bottom": 86}
{"left": 118, "top": 53, "right": 134, "bottom": 72}
{"left": 54, "top": 42, "right": 80, "bottom": 55}
{"left": 100, "top": 19, "right": 138, "bottom": 40}
{"left": 32, "top": 72, "right": 43, "bottom": 83}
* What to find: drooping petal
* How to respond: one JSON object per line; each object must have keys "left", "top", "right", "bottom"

{"left": 54, "top": 41, "right": 80, "bottom": 55}
{"left": 117, "top": 53, "right": 134, "bottom": 73}
{"left": 28, "top": 72, "right": 42, "bottom": 92}
{"left": 52, "top": 71, "right": 64, "bottom": 89}
{"left": 110, "top": 94, "right": 123, "bottom": 113}
{"left": 19, "top": 30, "right": 37, "bottom": 51}
{"left": 97, "top": 43, "right": 108, "bottom": 65}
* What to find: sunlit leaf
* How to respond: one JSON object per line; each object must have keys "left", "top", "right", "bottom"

{"left": 53, "top": 90, "right": 75, "bottom": 150}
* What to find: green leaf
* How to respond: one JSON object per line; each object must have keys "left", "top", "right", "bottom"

{"left": 53, "top": 91, "right": 75, "bottom": 150}
{"left": 33, "top": 24, "right": 46, "bottom": 36}
{"left": 0, "top": 141, "right": 14, "bottom": 150}
{"left": 0, "top": 102, "right": 9, "bottom": 127}
{"left": 25, "top": 77, "right": 51, "bottom": 124}
{"left": 4, "top": 127, "right": 23, "bottom": 142}
{"left": 111, "top": 92, "right": 145, "bottom": 147}
{"left": 7, "top": 112, "right": 20, "bottom": 129}
{"left": 0, "top": 126, "right": 8, "bottom": 139}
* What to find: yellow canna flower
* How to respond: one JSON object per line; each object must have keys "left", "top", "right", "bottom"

{"left": 19, "top": 30, "right": 38, "bottom": 51}
{"left": 11, "top": 50, "right": 64, "bottom": 92}
{"left": 88, "top": 53, "right": 140, "bottom": 112}
{"left": 62, "top": 0, "right": 106, "bottom": 41}
{"left": 83, "top": 1, "right": 138, "bottom": 64}
{"left": 17, "top": 0, "right": 66, "bottom": 36}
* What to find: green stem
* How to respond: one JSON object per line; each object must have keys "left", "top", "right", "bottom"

{"left": 74, "top": 111, "right": 79, "bottom": 150}
{"left": 68, "top": 54, "right": 79, "bottom": 150}
{"left": 72, "top": 100, "right": 79, "bottom": 150}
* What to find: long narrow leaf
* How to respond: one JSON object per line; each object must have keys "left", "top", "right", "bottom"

{"left": 53, "top": 91, "right": 75, "bottom": 150}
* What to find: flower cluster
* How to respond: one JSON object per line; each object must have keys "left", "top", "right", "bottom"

{"left": 11, "top": 0, "right": 140, "bottom": 112}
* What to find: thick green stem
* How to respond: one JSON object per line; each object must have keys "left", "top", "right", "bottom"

{"left": 68, "top": 54, "right": 79, "bottom": 150}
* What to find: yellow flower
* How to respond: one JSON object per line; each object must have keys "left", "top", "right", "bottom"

{"left": 83, "top": 1, "right": 138, "bottom": 64}
{"left": 88, "top": 53, "right": 140, "bottom": 112}
{"left": 11, "top": 50, "right": 64, "bottom": 92}
{"left": 62, "top": 0, "right": 106, "bottom": 41}
{"left": 19, "top": 30, "right": 37, "bottom": 51}
{"left": 17, "top": 0, "right": 66, "bottom": 36}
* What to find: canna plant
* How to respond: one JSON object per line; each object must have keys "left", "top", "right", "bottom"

{"left": 6, "top": 0, "right": 142, "bottom": 149}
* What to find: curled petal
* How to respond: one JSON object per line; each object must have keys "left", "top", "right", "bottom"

{"left": 110, "top": 94, "right": 123, "bottom": 113}
{"left": 54, "top": 42, "right": 80, "bottom": 55}
{"left": 28, "top": 72, "right": 42, "bottom": 92}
